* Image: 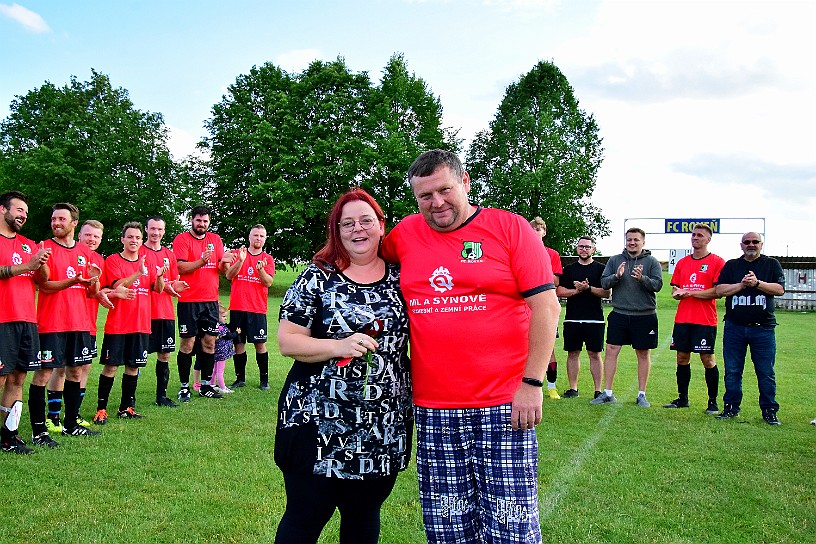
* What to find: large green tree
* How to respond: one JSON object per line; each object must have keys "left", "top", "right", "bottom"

{"left": 466, "top": 60, "right": 608, "bottom": 255}
{"left": 0, "top": 70, "right": 194, "bottom": 255}
{"left": 203, "top": 54, "right": 458, "bottom": 264}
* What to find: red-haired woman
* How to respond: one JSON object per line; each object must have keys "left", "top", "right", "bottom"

{"left": 275, "top": 188, "right": 412, "bottom": 544}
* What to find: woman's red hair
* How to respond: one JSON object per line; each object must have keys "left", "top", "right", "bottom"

{"left": 313, "top": 188, "right": 385, "bottom": 272}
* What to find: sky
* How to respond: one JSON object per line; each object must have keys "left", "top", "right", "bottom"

{"left": 1, "top": 0, "right": 814, "bottom": 260}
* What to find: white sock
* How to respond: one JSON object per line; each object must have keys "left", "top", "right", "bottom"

{"left": 547, "top": 382, "right": 556, "bottom": 389}
{"left": 604, "top": 389, "right": 613, "bottom": 396}
{"left": 638, "top": 390, "right": 646, "bottom": 397}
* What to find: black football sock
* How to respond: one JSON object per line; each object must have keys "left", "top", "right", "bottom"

{"left": 234, "top": 352, "right": 248, "bottom": 382}
{"left": 63, "top": 380, "right": 81, "bottom": 429}
{"left": 47, "top": 389, "right": 63, "bottom": 423}
{"left": 257, "top": 352, "right": 269, "bottom": 384}
{"left": 677, "top": 365, "right": 691, "bottom": 399}
{"left": 97, "top": 375, "right": 115, "bottom": 411}
{"left": 28, "top": 384, "right": 48, "bottom": 435}
{"left": 705, "top": 366, "right": 719, "bottom": 401}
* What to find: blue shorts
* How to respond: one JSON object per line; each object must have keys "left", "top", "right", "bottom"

{"left": 415, "top": 404, "right": 540, "bottom": 543}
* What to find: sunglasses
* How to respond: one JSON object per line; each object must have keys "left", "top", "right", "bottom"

{"left": 742, "top": 240, "right": 762, "bottom": 245}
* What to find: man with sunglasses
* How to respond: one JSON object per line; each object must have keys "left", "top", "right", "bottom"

{"left": 714, "top": 232, "right": 785, "bottom": 425}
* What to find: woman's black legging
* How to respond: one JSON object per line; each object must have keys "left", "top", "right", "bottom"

{"left": 275, "top": 471, "right": 399, "bottom": 544}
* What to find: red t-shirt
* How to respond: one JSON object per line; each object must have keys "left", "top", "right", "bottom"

{"left": 172, "top": 231, "right": 224, "bottom": 302}
{"left": 671, "top": 252, "right": 726, "bottom": 326}
{"left": 101, "top": 253, "right": 156, "bottom": 334}
{"left": 86, "top": 250, "right": 104, "bottom": 335}
{"left": 37, "top": 239, "right": 94, "bottom": 333}
{"left": 0, "top": 233, "right": 39, "bottom": 323}
{"left": 141, "top": 245, "right": 178, "bottom": 320}
{"left": 229, "top": 249, "right": 274, "bottom": 314}
{"left": 545, "top": 246, "right": 563, "bottom": 276}
{"left": 381, "top": 207, "right": 554, "bottom": 409}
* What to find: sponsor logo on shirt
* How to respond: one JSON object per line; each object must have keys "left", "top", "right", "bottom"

{"left": 700, "top": 264, "right": 708, "bottom": 272}
{"left": 21, "top": 244, "right": 32, "bottom": 254}
{"left": 429, "top": 266, "right": 454, "bottom": 293}
{"left": 77, "top": 255, "right": 86, "bottom": 267}
{"left": 11, "top": 252, "right": 22, "bottom": 266}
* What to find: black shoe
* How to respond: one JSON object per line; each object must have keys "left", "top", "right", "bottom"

{"left": 156, "top": 396, "right": 179, "bottom": 408}
{"left": 199, "top": 384, "right": 224, "bottom": 399}
{"left": 32, "top": 432, "right": 60, "bottom": 448}
{"left": 705, "top": 400, "right": 719, "bottom": 415}
{"left": 762, "top": 409, "right": 781, "bottom": 426}
{"left": 230, "top": 379, "right": 246, "bottom": 388}
{"left": 662, "top": 397, "right": 690, "bottom": 409}
{"left": 562, "top": 389, "right": 579, "bottom": 398}
{"left": 593, "top": 391, "right": 602, "bottom": 399}
{"left": 2, "top": 435, "right": 34, "bottom": 454}
{"left": 62, "top": 425, "right": 101, "bottom": 437}
{"left": 259, "top": 382, "right": 270, "bottom": 391}
{"left": 716, "top": 405, "right": 740, "bottom": 419}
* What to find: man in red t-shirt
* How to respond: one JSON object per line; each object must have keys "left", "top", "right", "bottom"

{"left": 172, "top": 205, "right": 234, "bottom": 401}
{"left": 530, "top": 217, "right": 564, "bottom": 400}
{"left": 93, "top": 222, "right": 166, "bottom": 425}
{"left": 33, "top": 203, "right": 102, "bottom": 444}
{"left": 663, "top": 223, "right": 725, "bottom": 414}
{"left": 0, "top": 191, "right": 51, "bottom": 454}
{"left": 225, "top": 224, "right": 274, "bottom": 390}
{"left": 381, "top": 150, "right": 561, "bottom": 543}
{"left": 143, "top": 216, "right": 188, "bottom": 408}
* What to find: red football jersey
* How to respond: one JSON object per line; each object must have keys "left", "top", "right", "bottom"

{"left": 545, "top": 246, "right": 563, "bottom": 276}
{"left": 381, "top": 208, "right": 554, "bottom": 409}
{"left": 0, "top": 233, "right": 39, "bottom": 323}
{"left": 229, "top": 249, "right": 274, "bottom": 314}
{"left": 671, "top": 252, "right": 726, "bottom": 326}
{"left": 86, "top": 250, "right": 104, "bottom": 334}
{"left": 37, "top": 239, "right": 94, "bottom": 333}
{"left": 171, "top": 231, "right": 224, "bottom": 302}
{"left": 141, "top": 245, "right": 178, "bottom": 320}
{"left": 100, "top": 253, "right": 156, "bottom": 334}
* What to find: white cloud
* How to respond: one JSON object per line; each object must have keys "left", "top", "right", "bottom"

{"left": 166, "top": 124, "right": 205, "bottom": 160}
{"left": 274, "top": 49, "right": 322, "bottom": 73}
{"left": 0, "top": 3, "right": 50, "bottom": 33}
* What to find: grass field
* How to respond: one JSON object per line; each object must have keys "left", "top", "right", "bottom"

{"left": 2, "top": 270, "right": 814, "bottom": 543}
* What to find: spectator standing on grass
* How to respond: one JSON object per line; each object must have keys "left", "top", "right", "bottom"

{"left": 211, "top": 303, "right": 241, "bottom": 394}
{"left": 714, "top": 232, "right": 785, "bottom": 425}
{"left": 556, "top": 236, "right": 610, "bottom": 399}
{"left": 172, "top": 205, "right": 235, "bottom": 401}
{"left": 530, "top": 216, "right": 563, "bottom": 400}
{"left": 0, "top": 191, "right": 50, "bottom": 454}
{"left": 663, "top": 223, "right": 725, "bottom": 414}
{"left": 93, "top": 222, "right": 166, "bottom": 424}
{"left": 591, "top": 227, "right": 663, "bottom": 408}
{"left": 224, "top": 224, "right": 275, "bottom": 390}
{"left": 275, "top": 188, "right": 412, "bottom": 544}
{"left": 32, "top": 203, "right": 102, "bottom": 445}
{"left": 381, "top": 150, "right": 560, "bottom": 544}
{"left": 142, "top": 216, "right": 189, "bottom": 408}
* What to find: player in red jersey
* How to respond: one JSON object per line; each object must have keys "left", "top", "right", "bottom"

{"left": 93, "top": 222, "right": 166, "bottom": 424}
{"left": 143, "top": 216, "right": 188, "bottom": 407}
{"left": 381, "top": 150, "right": 561, "bottom": 543}
{"left": 32, "top": 203, "right": 102, "bottom": 444}
{"left": 0, "top": 191, "right": 51, "bottom": 453}
{"left": 224, "top": 224, "right": 274, "bottom": 390}
{"left": 663, "top": 223, "right": 725, "bottom": 414}
{"left": 172, "top": 205, "right": 234, "bottom": 401}
{"left": 530, "top": 217, "right": 563, "bottom": 400}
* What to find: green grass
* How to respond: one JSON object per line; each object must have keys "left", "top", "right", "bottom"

{"left": 2, "top": 272, "right": 814, "bottom": 543}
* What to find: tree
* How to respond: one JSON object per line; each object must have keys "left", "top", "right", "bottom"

{"left": 466, "top": 60, "right": 609, "bottom": 255}
{"left": 203, "top": 55, "right": 458, "bottom": 264}
{"left": 0, "top": 70, "right": 194, "bottom": 254}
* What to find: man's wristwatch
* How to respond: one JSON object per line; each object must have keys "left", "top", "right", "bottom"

{"left": 521, "top": 377, "right": 544, "bottom": 387}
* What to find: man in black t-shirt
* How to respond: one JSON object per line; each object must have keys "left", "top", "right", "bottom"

{"left": 555, "top": 237, "right": 610, "bottom": 399}
{"left": 714, "top": 232, "right": 785, "bottom": 425}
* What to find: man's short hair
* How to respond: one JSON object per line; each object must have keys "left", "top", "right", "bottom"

{"left": 146, "top": 215, "right": 165, "bottom": 225}
{"left": 81, "top": 220, "right": 104, "bottom": 232}
{"left": 121, "top": 221, "right": 143, "bottom": 238}
{"left": 250, "top": 224, "right": 266, "bottom": 232}
{"left": 190, "top": 205, "right": 211, "bottom": 219}
{"left": 693, "top": 223, "right": 713, "bottom": 237}
{"left": 53, "top": 202, "right": 80, "bottom": 222}
{"left": 578, "top": 236, "right": 595, "bottom": 245}
{"left": 530, "top": 217, "right": 546, "bottom": 230}
{"left": 407, "top": 149, "right": 464, "bottom": 181}
{"left": 0, "top": 191, "right": 27, "bottom": 209}
{"left": 626, "top": 227, "right": 646, "bottom": 239}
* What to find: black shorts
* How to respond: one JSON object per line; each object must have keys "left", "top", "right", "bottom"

{"left": 606, "top": 311, "right": 658, "bottom": 350}
{"left": 670, "top": 323, "right": 717, "bottom": 354}
{"left": 100, "top": 333, "right": 149, "bottom": 367}
{"left": 148, "top": 319, "right": 177, "bottom": 353}
{"left": 177, "top": 301, "right": 219, "bottom": 338}
{"left": 562, "top": 321, "right": 605, "bottom": 353}
{"left": 0, "top": 322, "right": 40, "bottom": 375}
{"left": 229, "top": 310, "right": 268, "bottom": 344}
{"left": 90, "top": 335, "right": 98, "bottom": 359}
{"left": 39, "top": 331, "right": 94, "bottom": 368}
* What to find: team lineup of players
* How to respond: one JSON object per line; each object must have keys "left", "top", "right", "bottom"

{"left": 0, "top": 192, "right": 274, "bottom": 453}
